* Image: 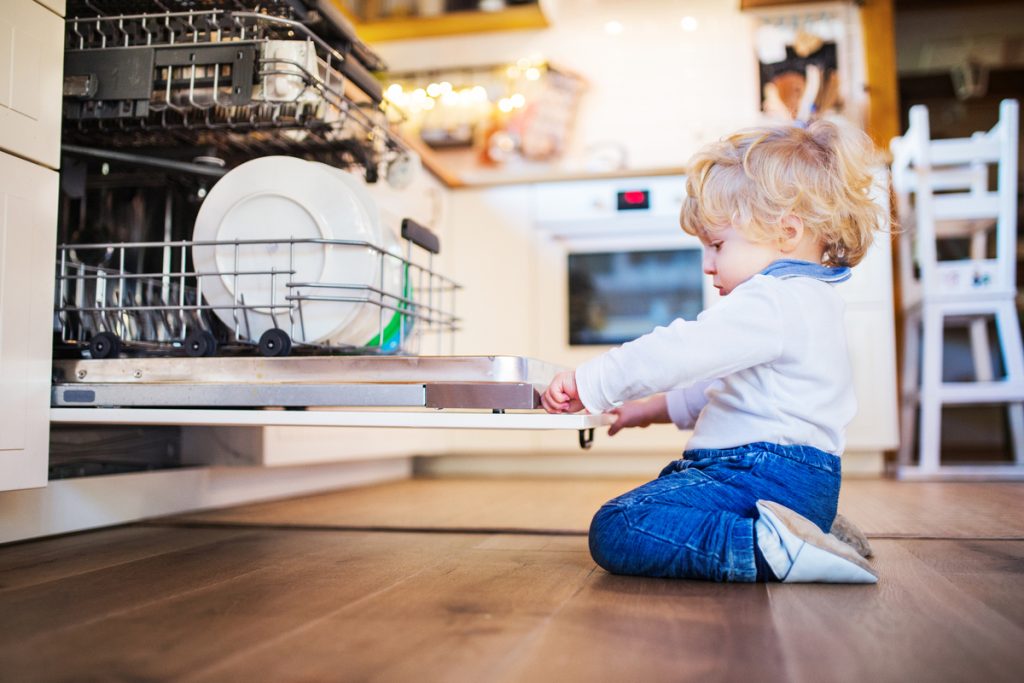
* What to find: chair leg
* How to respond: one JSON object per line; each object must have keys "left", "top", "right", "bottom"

{"left": 918, "top": 306, "right": 944, "bottom": 474}
{"left": 1008, "top": 403, "right": 1024, "bottom": 465}
{"left": 969, "top": 317, "right": 994, "bottom": 382}
{"left": 899, "top": 310, "right": 921, "bottom": 469}
{"left": 993, "top": 299, "right": 1024, "bottom": 383}
{"left": 993, "top": 299, "right": 1024, "bottom": 464}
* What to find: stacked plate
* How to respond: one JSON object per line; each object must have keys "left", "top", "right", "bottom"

{"left": 192, "top": 156, "right": 412, "bottom": 351}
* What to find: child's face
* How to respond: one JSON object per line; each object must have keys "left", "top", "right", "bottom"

{"left": 700, "top": 225, "right": 780, "bottom": 295}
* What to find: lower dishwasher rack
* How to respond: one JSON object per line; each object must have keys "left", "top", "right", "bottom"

{"left": 51, "top": 355, "right": 611, "bottom": 447}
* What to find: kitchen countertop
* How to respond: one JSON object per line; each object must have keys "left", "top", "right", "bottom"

{"left": 406, "top": 134, "right": 687, "bottom": 189}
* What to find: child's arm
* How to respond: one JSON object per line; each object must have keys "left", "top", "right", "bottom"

{"left": 608, "top": 395, "right": 669, "bottom": 435}
{"left": 664, "top": 381, "right": 714, "bottom": 429}
{"left": 609, "top": 380, "right": 715, "bottom": 435}
{"left": 575, "top": 281, "right": 784, "bottom": 413}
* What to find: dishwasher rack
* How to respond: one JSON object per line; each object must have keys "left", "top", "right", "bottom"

{"left": 63, "top": 3, "right": 410, "bottom": 183}
{"left": 54, "top": 219, "right": 459, "bottom": 359}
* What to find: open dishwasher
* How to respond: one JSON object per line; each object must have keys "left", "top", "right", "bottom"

{"left": 50, "top": 0, "right": 609, "bottom": 449}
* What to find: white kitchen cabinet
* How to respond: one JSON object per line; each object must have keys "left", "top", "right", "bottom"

{"left": 446, "top": 185, "right": 540, "bottom": 453}
{"left": 34, "top": 0, "right": 66, "bottom": 17}
{"left": 0, "top": 0, "right": 63, "bottom": 492}
{"left": 0, "top": 150, "right": 59, "bottom": 491}
{"left": 181, "top": 423, "right": 452, "bottom": 468}
{"left": 844, "top": 305, "right": 899, "bottom": 451}
{"left": 0, "top": 0, "right": 64, "bottom": 169}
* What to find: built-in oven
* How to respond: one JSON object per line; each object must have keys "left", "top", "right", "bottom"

{"left": 567, "top": 238, "right": 706, "bottom": 346}
{"left": 532, "top": 175, "right": 717, "bottom": 369}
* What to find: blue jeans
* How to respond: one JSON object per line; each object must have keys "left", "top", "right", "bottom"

{"left": 588, "top": 442, "right": 842, "bottom": 582}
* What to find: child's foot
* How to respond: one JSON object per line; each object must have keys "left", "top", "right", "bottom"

{"left": 829, "top": 513, "right": 873, "bottom": 558}
{"left": 755, "top": 500, "right": 878, "bottom": 584}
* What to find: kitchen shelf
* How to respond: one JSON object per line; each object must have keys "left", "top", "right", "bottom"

{"left": 334, "top": 3, "right": 550, "bottom": 42}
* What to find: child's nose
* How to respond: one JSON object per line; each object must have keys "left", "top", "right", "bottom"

{"left": 702, "top": 252, "right": 715, "bottom": 274}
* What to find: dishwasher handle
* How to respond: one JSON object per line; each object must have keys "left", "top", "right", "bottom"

{"left": 401, "top": 218, "right": 440, "bottom": 255}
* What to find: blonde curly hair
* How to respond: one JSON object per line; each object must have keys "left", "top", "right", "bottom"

{"left": 680, "top": 119, "right": 884, "bottom": 267}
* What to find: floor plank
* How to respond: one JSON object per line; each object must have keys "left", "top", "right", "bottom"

{"left": 0, "top": 528, "right": 481, "bottom": 682}
{"left": 163, "top": 477, "right": 643, "bottom": 533}
{"left": 0, "top": 526, "right": 241, "bottom": 592}
{"left": 164, "top": 478, "right": 1024, "bottom": 539}
{"left": 767, "top": 540, "right": 1024, "bottom": 683}
{"left": 836, "top": 480, "right": 1024, "bottom": 538}
{"left": 181, "top": 535, "right": 597, "bottom": 683}
{"left": 897, "top": 539, "right": 1024, "bottom": 629}
{"left": 498, "top": 573, "right": 787, "bottom": 683}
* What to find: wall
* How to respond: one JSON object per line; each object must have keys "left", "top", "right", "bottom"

{"left": 373, "top": 0, "right": 762, "bottom": 174}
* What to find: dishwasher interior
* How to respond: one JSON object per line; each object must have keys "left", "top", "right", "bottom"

{"left": 51, "top": 0, "right": 606, "bottom": 476}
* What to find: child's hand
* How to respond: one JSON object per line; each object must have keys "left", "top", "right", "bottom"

{"left": 608, "top": 395, "right": 669, "bottom": 436}
{"left": 541, "top": 370, "right": 585, "bottom": 414}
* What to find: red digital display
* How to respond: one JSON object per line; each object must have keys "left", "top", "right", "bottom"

{"left": 617, "top": 189, "right": 650, "bottom": 211}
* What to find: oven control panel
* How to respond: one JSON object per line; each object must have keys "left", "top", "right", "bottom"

{"left": 532, "top": 175, "right": 687, "bottom": 236}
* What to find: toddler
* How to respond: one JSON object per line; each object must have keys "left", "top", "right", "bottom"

{"left": 541, "top": 119, "right": 883, "bottom": 583}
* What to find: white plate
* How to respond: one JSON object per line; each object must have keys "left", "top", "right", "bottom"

{"left": 315, "top": 164, "right": 414, "bottom": 351}
{"left": 192, "top": 156, "right": 382, "bottom": 345}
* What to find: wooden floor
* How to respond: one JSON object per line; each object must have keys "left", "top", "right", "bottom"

{"left": 1, "top": 477, "right": 1022, "bottom": 682}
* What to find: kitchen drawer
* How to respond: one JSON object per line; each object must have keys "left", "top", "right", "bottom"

{"left": 0, "top": 0, "right": 64, "bottom": 169}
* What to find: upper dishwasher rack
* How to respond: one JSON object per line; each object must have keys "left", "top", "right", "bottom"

{"left": 62, "top": 4, "right": 410, "bottom": 182}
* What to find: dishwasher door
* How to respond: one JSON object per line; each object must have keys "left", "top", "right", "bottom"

{"left": 50, "top": 355, "right": 612, "bottom": 447}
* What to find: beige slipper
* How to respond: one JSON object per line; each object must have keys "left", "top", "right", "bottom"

{"left": 756, "top": 500, "right": 878, "bottom": 584}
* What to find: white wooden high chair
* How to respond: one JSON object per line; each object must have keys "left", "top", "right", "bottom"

{"left": 891, "top": 99, "right": 1024, "bottom": 479}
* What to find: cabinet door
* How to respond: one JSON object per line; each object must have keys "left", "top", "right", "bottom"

{"left": 0, "top": 151, "right": 58, "bottom": 491}
{"left": 0, "top": 0, "right": 64, "bottom": 169}
{"left": 844, "top": 305, "right": 899, "bottom": 451}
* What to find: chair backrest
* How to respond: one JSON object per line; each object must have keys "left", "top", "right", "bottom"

{"left": 890, "top": 99, "right": 1019, "bottom": 302}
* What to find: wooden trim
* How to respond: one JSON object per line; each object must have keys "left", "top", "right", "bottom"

{"left": 353, "top": 5, "right": 549, "bottom": 43}
{"left": 859, "top": 0, "right": 902, "bottom": 471}
{"left": 401, "top": 133, "right": 466, "bottom": 188}
{"left": 860, "top": 0, "right": 901, "bottom": 148}
{"left": 740, "top": 0, "right": 832, "bottom": 8}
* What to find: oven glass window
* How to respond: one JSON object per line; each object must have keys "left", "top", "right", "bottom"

{"left": 568, "top": 249, "right": 703, "bottom": 345}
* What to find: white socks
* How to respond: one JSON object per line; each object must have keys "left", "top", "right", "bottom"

{"left": 755, "top": 500, "right": 878, "bottom": 584}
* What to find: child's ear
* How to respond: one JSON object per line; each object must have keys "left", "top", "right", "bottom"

{"left": 778, "top": 214, "right": 805, "bottom": 252}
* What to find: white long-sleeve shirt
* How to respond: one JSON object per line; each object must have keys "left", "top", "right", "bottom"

{"left": 575, "top": 272, "right": 856, "bottom": 454}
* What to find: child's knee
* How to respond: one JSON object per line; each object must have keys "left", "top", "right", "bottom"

{"left": 588, "top": 504, "right": 629, "bottom": 573}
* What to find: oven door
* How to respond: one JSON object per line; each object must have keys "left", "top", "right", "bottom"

{"left": 534, "top": 229, "right": 718, "bottom": 372}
